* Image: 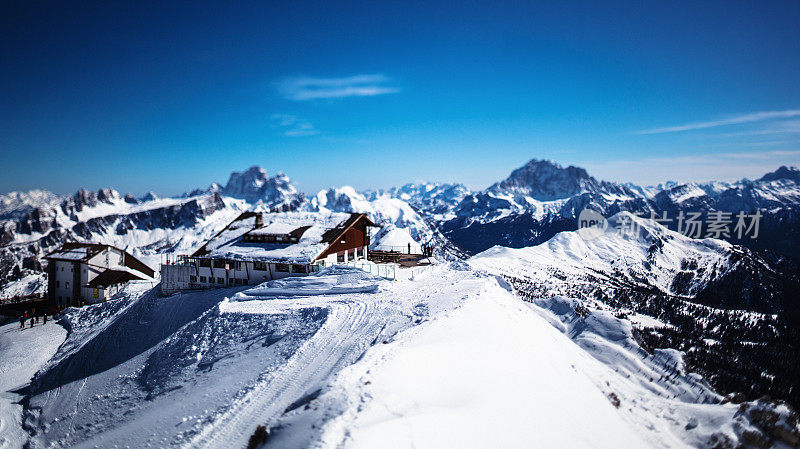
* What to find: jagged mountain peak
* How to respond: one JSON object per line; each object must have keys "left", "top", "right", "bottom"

{"left": 311, "top": 186, "right": 365, "bottom": 211}
{"left": 97, "top": 188, "right": 120, "bottom": 203}
{"left": 141, "top": 191, "right": 159, "bottom": 202}
{"left": 219, "top": 166, "right": 303, "bottom": 207}
{"left": 68, "top": 188, "right": 121, "bottom": 212}
{"left": 759, "top": 165, "right": 800, "bottom": 183}
{"left": 0, "top": 189, "right": 62, "bottom": 220}
{"left": 123, "top": 193, "right": 139, "bottom": 204}
{"left": 490, "top": 158, "right": 601, "bottom": 201}
{"left": 224, "top": 166, "right": 269, "bottom": 192}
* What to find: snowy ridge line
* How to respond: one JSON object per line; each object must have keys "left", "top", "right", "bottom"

{"left": 185, "top": 294, "right": 389, "bottom": 449}
{"left": 501, "top": 269, "right": 780, "bottom": 322}
{"left": 264, "top": 266, "right": 665, "bottom": 448}
{"left": 44, "top": 286, "right": 147, "bottom": 372}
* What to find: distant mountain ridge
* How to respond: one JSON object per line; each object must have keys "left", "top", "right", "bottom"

{"left": 2, "top": 161, "right": 800, "bottom": 297}
{"left": 364, "top": 182, "right": 471, "bottom": 219}
{"left": 0, "top": 166, "right": 445, "bottom": 294}
{"left": 408, "top": 160, "right": 800, "bottom": 257}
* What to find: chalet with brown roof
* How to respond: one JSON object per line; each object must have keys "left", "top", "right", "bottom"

{"left": 45, "top": 242, "right": 155, "bottom": 306}
{"left": 160, "top": 212, "right": 378, "bottom": 294}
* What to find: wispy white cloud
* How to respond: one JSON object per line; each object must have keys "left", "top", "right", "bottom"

{"left": 717, "top": 149, "right": 800, "bottom": 159}
{"left": 713, "top": 119, "right": 800, "bottom": 137}
{"left": 585, "top": 149, "right": 800, "bottom": 185}
{"left": 632, "top": 110, "right": 800, "bottom": 135}
{"left": 276, "top": 74, "right": 399, "bottom": 101}
{"left": 270, "top": 114, "right": 319, "bottom": 137}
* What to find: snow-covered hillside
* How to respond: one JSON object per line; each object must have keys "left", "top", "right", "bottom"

{"left": 5, "top": 263, "right": 798, "bottom": 449}
{"left": 0, "top": 317, "right": 66, "bottom": 449}
{"left": 266, "top": 265, "right": 800, "bottom": 449}
{"left": 470, "top": 213, "right": 800, "bottom": 423}
{"left": 471, "top": 212, "right": 737, "bottom": 299}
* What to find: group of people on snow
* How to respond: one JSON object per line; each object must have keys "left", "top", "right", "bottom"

{"left": 18, "top": 307, "right": 50, "bottom": 329}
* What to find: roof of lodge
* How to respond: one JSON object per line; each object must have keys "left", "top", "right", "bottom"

{"left": 86, "top": 268, "right": 148, "bottom": 288}
{"left": 45, "top": 242, "right": 106, "bottom": 261}
{"left": 45, "top": 242, "right": 155, "bottom": 277}
{"left": 191, "top": 211, "right": 377, "bottom": 264}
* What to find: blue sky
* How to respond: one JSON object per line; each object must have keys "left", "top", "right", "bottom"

{"left": 1, "top": 0, "right": 799, "bottom": 196}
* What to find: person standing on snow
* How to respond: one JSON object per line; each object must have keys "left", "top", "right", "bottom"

{"left": 20, "top": 314, "right": 25, "bottom": 329}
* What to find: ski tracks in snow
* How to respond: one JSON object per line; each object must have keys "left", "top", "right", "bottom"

{"left": 186, "top": 293, "right": 389, "bottom": 449}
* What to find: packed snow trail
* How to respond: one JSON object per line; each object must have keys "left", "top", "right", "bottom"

{"left": 186, "top": 293, "right": 391, "bottom": 449}
{"left": 16, "top": 268, "right": 398, "bottom": 449}
{"left": 0, "top": 320, "right": 66, "bottom": 449}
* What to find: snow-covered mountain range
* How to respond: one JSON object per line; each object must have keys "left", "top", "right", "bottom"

{"left": 364, "top": 182, "right": 471, "bottom": 220}
{"left": 3, "top": 160, "right": 800, "bottom": 298}
{"left": 471, "top": 212, "right": 800, "bottom": 415}
{"left": 431, "top": 159, "right": 800, "bottom": 257}
{"left": 0, "top": 167, "right": 448, "bottom": 298}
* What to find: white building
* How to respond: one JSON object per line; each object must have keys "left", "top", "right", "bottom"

{"left": 160, "top": 211, "right": 378, "bottom": 294}
{"left": 46, "top": 243, "right": 155, "bottom": 307}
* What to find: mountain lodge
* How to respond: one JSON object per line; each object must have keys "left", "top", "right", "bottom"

{"left": 45, "top": 243, "right": 155, "bottom": 307}
{"left": 159, "top": 212, "right": 378, "bottom": 294}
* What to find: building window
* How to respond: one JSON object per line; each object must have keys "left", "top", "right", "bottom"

{"left": 190, "top": 275, "right": 197, "bottom": 283}
{"left": 275, "top": 263, "right": 290, "bottom": 272}
{"left": 359, "top": 247, "right": 365, "bottom": 257}
{"left": 213, "top": 259, "right": 226, "bottom": 269}
{"left": 337, "top": 252, "right": 345, "bottom": 263}
{"left": 217, "top": 277, "right": 224, "bottom": 284}
{"left": 66, "top": 281, "right": 70, "bottom": 288}
{"left": 200, "top": 276, "right": 206, "bottom": 283}
{"left": 199, "top": 259, "right": 211, "bottom": 268}
{"left": 291, "top": 264, "right": 306, "bottom": 273}
{"left": 254, "top": 261, "right": 268, "bottom": 271}
{"left": 348, "top": 249, "right": 355, "bottom": 260}
{"left": 56, "top": 280, "right": 60, "bottom": 288}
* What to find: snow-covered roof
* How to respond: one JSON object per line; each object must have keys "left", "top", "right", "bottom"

{"left": 248, "top": 222, "right": 301, "bottom": 236}
{"left": 45, "top": 242, "right": 111, "bottom": 261}
{"left": 44, "top": 243, "right": 155, "bottom": 277}
{"left": 47, "top": 246, "right": 90, "bottom": 260}
{"left": 193, "top": 211, "right": 360, "bottom": 264}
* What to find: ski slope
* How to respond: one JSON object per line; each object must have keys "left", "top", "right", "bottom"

{"left": 0, "top": 320, "right": 66, "bottom": 449}
{"left": 4, "top": 263, "right": 798, "bottom": 448}
{"left": 186, "top": 294, "right": 391, "bottom": 448}
{"left": 266, "top": 264, "right": 800, "bottom": 449}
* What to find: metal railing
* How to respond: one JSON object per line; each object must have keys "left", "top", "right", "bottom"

{"left": 371, "top": 245, "right": 423, "bottom": 254}
{"left": 337, "top": 260, "right": 396, "bottom": 280}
